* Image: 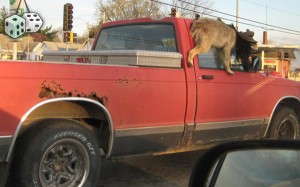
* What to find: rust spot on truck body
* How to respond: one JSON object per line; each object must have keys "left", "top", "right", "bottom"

{"left": 39, "top": 80, "right": 108, "bottom": 106}
{"left": 115, "top": 78, "right": 142, "bottom": 87}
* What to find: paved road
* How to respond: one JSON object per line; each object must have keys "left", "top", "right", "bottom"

{"left": 97, "top": 150, "right": 205, "bottom": 187}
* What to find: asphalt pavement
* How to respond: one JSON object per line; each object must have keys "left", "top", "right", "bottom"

{"left": 97, "top": 150, "right": 205, "bottom": 187}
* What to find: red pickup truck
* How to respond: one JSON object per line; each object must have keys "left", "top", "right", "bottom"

{"left": 1, "top": 17, "right": 300, "bottom": 186}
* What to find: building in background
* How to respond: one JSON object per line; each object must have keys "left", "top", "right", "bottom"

{"left": 0, "top": 35, "right": 29, "bottom": 60}
{"left": 24, "top": 41, "right": 81, "bottom": 60}
{"left": 258, "top": 45, "right": 299, "bottom": 79}
{"left": 23, "top": 42, "right": 42, "bottom": 60}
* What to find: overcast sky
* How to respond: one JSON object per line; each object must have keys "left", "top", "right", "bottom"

{"left": 1, "top": 0, "right": 300, "bottom": 45}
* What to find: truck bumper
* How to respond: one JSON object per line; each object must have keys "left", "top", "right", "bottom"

{"left": 0, "top": 136, "right": 12, "bottom": 162}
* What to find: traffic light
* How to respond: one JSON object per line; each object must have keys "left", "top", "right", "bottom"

{"left": 64, "top": 32, "right": 77, "bottom": 43}
{"left": 63, "top": 32, "right": 70, "bottom": 42}
{"left": 70, "top": 32, "right": 77, "bottom": 43}
{"left": 73, "top": 32, "right": 77, "bottom": 43}
{"left": 70, "top": 32, "right": 73, "bottom": 43}
{"left": 63, "top": 3, "right": 73, "bottom": 31}
{"left": 171, "top": 8, "right": 176, "bottom": 17}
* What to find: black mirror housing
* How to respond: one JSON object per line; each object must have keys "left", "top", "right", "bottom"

{"left": 189, "top": 140, "right": 300, "bottom": 187}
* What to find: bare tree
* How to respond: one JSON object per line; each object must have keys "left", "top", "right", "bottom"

{"left": 171, "top": 0, "right": 214, "bottom": 17}
{"left": 96, "top": 0, "right": 162, "bottom": 22}
{"left": 78, "top": 24, "right": 100, "bottom": 42}
{"left": 0, "top": 6, "right": 9, "bottom": 34}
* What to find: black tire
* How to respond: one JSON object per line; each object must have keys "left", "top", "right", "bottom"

{"left": 0, "top": 163, "right": 11, "bottom": 187}
{"left": 269, "top": 107, "right": 299, "bottom": 139}
{"left": 10, "top": 119, "right": 101, "bottom": 187}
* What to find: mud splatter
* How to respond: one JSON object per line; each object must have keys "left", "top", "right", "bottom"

{"left": 39, "top": 80, "right": 109, "bottom": 106}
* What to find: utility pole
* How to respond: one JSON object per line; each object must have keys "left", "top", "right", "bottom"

{"left": 265, "top": 3, "right": 268, "bottom": 31}
{"left": 236, "top": 0, "right": 239, "bottom": 30}
{"left": 10, "top": 0, "right": 24, "bottom": 60}
{"left": 102, "top": 12, "right": 106, "bottom": 24}
{"left": 263, "top": 3, "right": 268, "bottom": 45}
{"left": 27, "top": 34, "right": 30, "bottom": 60}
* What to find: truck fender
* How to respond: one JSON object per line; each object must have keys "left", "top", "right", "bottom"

{"left": 264, "top": 96, "right": 300, "bottom": 137}
{"left": 6, "top": 97, "right": 114, "bottom": 162}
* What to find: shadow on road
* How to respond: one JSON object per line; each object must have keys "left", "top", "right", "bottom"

{"left": 98, "top": 150, "right": 205, "bottom": 187}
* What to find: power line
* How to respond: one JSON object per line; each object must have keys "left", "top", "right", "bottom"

{"left": 177, "top": 0, "right": 268, "bottom": 28}
{"left": 241, "top": 0, "right": 300, "bottom": 17}
{"left": 240, "top": 0, "right": 265, "bottom": 7}
{"left": 151, "top": 0, "right": 300, "bottom": 36}
{"left": 177, "top": 0, "right": 300, "bottom": 34}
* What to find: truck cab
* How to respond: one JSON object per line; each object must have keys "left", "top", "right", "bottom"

{"left": 1, "top": 16, "right": 300, "bottom": 186}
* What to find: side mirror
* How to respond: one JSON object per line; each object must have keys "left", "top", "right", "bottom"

{"left": 242, "top": 56, "right": 262, "bottom": 72}
{"left": 252, "top": 56, "right": 262, "bottom": 72}
{"left": 189, "top": 140, "right": 300, "bottom": 187}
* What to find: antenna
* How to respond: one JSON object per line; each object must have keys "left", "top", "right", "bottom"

{"left": 266, "top": 3, "right": 268, "bottom": 31}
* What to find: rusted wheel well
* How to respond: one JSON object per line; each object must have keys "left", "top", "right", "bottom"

{"left": 17, "top": 99, "right": 112, "bottom": 156}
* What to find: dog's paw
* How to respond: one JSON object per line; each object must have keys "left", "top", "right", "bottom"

{"left": 187, "top": 61, "right": 194, "bottom": 67}
{"left": 227, "top": 70, "right": 234, "bottom": 75}
{"left": 225, "top": 67, "right": 234, "bottom": 75}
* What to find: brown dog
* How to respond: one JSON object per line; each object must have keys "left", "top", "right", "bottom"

{"left": 188, "top": 18, "right": 236, "bottom": 75}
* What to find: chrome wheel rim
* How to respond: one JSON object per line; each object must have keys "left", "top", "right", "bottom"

{"left": 39, "top": 139, "right": 90, "bottom": 187}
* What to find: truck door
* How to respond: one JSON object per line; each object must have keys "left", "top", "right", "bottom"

{"left": 94, "top": 23, "right": 187, "bottom": 156}
{"left": 192, "top": 49, "right": 268, "bottom": 144}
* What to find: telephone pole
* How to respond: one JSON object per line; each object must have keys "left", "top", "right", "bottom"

{"left": 236, "top": 0, "right": 239, "bottom": 30}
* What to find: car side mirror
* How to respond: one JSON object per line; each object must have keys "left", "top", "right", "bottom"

{"left": 242, "top": 56, "right": 262, "bottom": 72}
{"left": 252, "top": 56, "right": 262, "bottom": 72}
{"left": 189, "top": 140, "right": 300, "bottom": 187}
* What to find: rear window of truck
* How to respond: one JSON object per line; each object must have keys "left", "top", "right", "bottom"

{"left": 95, "top": 24, "right": 178, "bottom": 52}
